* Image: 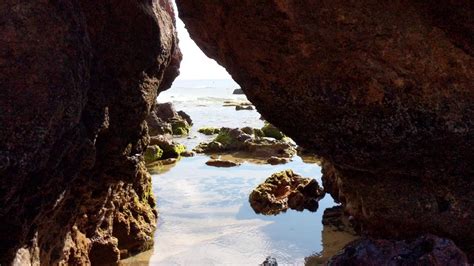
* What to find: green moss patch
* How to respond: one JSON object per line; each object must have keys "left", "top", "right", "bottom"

{"left": 144, "top": 145, "right": 163, "bottom": 163}
{"left": 198, "top": 127, "right": 221, "bottom": 135}
{"left": 261, "top": 122, "right": 285, "bottom": 140}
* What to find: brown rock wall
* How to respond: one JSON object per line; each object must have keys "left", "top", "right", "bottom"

{"left": 0, "top": 0, "right": 181, "bottom": 264}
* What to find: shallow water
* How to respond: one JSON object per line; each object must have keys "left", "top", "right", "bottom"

{"left": 123, "top": 80, "right": 343, "bottom": 265}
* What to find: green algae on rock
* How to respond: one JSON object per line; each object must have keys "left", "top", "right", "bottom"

{"left": 170, "top": 118, "right": 190, "bottom": 136}
{"left": 148, "top": 135, "right": 187, "bottom": 160}
{"left": 198, "top": 127, "right": 221, "bottom": 135}
{"left": 144, "top": 145, "right": 163, "bottom": 164}
{"left": 163, "top": 143, "right": 186, "bottom": 158}
{"left": 261, "top": 122, "right": 285, "bottom": 140}
{"left": 194, "top": 128, "right": 296, "bottom": 160}
{"left": 249, "top": 170, "right": 325, "bottom": 215}
{"left": 147, "top": 102, "right": 192, "bottom": 136}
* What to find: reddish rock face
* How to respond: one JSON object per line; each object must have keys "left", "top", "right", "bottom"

{"left": 176, "top": 0, "right": 473, "bottom": 175}
{"left": 176, "top": 0, "right": 474, "bottom": 259}
{"left": 0, "top": 0, "right": 180, "bottom": 264}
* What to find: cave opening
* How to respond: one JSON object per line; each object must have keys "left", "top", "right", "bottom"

{"left": 2, "top": 0, "right": 473, "bottom": 264}
{"left": 120, "top": 6, "right": 356, "bottom": 265}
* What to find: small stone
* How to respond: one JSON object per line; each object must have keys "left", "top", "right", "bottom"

{"left": 233, "top": 88, "right": 244, "bottom": 94}
{"left": 267, "top": 156, "right": 289, "bottom": 165}
{"left": 235, "top": 105, "right": 254, "bottom": 111}
{"left": 181, "top": 151, "right": 195, "bottom": 157}
{"left": 205, "top": 159, "right": 241, "bottom": 167}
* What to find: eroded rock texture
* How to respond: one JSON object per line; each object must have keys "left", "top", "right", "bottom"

{"left": 176, "top": 0, "right": 474, "bottom": 259}
{"left": 249, "top": 170, "right": 324, "bottom": 215}
{"left": 0, "top": 0, "right": 180, "bottom": 264}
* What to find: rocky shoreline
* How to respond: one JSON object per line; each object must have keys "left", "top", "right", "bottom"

{"left": 1, "top": 0, "right": 473, "bottom": 264}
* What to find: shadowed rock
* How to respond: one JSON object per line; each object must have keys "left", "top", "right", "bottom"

{"left": 233, "top": 88, "right": 244, "bottom": 95}
{"left": 146, "top": 102, "right": 192, "bottom": 136}
{"left": 176, "top": 0, "right": 474, "bottom": 260}
{"left": 0, "top": 0, "right": 181, "bottom": 264}
{"left": 328, "top": 235, "right": 469, "bottom": 266}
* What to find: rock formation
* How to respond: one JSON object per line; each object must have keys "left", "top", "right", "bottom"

{"left": 0, "top": 0, "right": 181, "bottom": 264}
{"left": 194, "top": 127, "right": 296, "bottom": 160}
{"left": 146, "top": 102, "right": 192, "bottom": 136}
{"left": 249, "top": 170, "right": 325, "bottom": 215}
{"left": 176, "top": 0, "right": 474, "bottom": 261}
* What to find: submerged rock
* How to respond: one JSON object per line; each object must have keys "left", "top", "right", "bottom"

{"left": 328, "top": 235, "right": 469, "bottom": 266}
{"left": 205, "top": 159, "right": 241, "bottom": 168}
{"left": 249, "top": 170, "right": 324, "bottom": 215}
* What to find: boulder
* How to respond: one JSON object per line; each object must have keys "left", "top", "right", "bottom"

{"left": 249, "top": 170, "right": 325, "bottom": 215}
{"left": 146, "top": 102, "right": 192, "bottom": 136}
{"left": 144, "top": 145, "right": 163, "bottom": 163}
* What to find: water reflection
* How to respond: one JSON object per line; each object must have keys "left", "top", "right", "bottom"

{"left": 122, "top": 82, "right": 356, "bottom": 265}
{"left": 305, "top": 207, "right": 359, "bottom": 265}
{"left": 122, "top": 155, "right": 333, "bottom": 265}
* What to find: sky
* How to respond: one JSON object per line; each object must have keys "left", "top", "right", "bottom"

{"left": 173, "top": 5, "right": 232, "bottom": 80}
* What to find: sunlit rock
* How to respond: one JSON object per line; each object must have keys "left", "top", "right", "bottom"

{"left": 249, "top": 170, "right": 324, "bottom": 215}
